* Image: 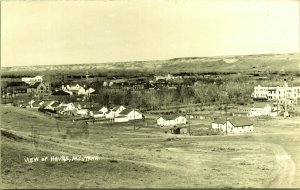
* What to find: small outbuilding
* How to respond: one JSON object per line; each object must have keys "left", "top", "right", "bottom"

{"left": 169, "top": 126, "right": 187, "bottom": 134}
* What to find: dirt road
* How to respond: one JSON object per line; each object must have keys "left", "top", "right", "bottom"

{"left": 267, "top": 143, "right": 296, "bottom": 188}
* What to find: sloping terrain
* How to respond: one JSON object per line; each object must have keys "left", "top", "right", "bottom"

{"left": 1, "top": 105, "right": 300, "bottom": 188}
{"left": 2, "top": 53, "right": 299, "bottom": 74}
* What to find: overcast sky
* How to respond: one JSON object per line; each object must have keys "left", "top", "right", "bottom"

{"left": 1, "top": 0, "right": 299, "bottom": 67}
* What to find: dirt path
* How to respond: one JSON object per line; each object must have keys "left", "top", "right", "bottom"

{"left": 266, "top": 143, "right": 296, "bottom": 188}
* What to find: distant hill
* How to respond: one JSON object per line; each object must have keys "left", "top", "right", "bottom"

{"left": 2, "top": 53, "right": 299, "bottom": 74}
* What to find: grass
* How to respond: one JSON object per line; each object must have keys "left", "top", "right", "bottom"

{"left": 1, "top": 104, "right": 300, "bottom": 188}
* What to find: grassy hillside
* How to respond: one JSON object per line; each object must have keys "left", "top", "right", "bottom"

{"left": 3, "top": 105, "right": 300, "bottom": 188}
{"left": 2, "top": 53, "right": 299, "bottom": 75}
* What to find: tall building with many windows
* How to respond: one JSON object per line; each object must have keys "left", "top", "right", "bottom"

{"left": 252, "top": 81, "right": 300, "bottom": 105}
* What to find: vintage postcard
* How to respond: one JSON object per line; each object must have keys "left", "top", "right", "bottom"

{"left": 1, "top": 0, "right": 299, "bottom": 189}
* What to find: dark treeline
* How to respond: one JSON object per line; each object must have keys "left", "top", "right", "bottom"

{"left": 83, "top": 80, "right": 254, "bottom": 110}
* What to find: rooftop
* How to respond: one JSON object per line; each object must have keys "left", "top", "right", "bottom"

{"left": 28, "top": 82, "right": 42, "bottom": 88}
{"left": 51, "top": 102, "right": 61, "bottom": 108}
{"left": 212, "top": 118, "right": 253, "bottom": 127}
{"left": 7, "top": 82, "right": 30, "bottom": 87}
{"left": 229, "top": 118, "right": 253, "bottom": 127}
{"left": 119, "top": 108, "right": 141, "bottom": 115}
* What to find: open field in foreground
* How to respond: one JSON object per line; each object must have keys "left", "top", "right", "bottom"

{"left": 1, "top": 105, "right": 300, "bottom": 188}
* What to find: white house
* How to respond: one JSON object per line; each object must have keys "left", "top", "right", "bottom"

{"left": 42, "top": 101, "right": 56, "bottom": 111}
{"left": 77, "top": 87, "right": 95, "bottom": 96}
{"left": 30, "top": 100, "right": 45, "bottom": 108}
{"left": 114, "top": 109, "right": 143, "bottom": 122}
{"left": 99, "top": 106, "right": 108, "bottom": 114}
{"left": 77, "top": 109, "right": 89, "bottom": 116}
{"left": 157, "top": 115, "right": 187, "bottom": 127}
{"left": 92, "top": 111, "right": 105, "bottom": 118}
{"left": 89, "top": 107, "right": 106, "bottom": 118}
{"left": 211, "top": 119, "right": 254, "bottom": 133}
{"left": 105, "top": 111, "right": 114, "bottom": 119}
{"left": 247, "top": 103, "right": 272, "bottom": 117}
{"left": 56, "top": 103, "right": 77, "bottom": 114}
{"left": 105, "top": 105, "right": 126, "bottom": 118}
{"left": 21, "top": 75, "right": 43, "bottom": 85}
{"left": 62, "top": 83, "right": 95, "bottom": 96}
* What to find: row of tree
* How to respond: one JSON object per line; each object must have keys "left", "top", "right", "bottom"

{"left": 87, "top": 81, "right": 254, "bottom": 110}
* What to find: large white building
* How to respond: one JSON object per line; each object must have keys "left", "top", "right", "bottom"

{"left": 247, "top": 103, "right": 272, "bottom": 117}
{"left": 252, "top": 81, "right": 300, "bottom": 105}
{"left": 154, "top": 74, "right": 182, "bottom": 81}
{"left": 21, "top": 76, "right": 43, "bottom": 85}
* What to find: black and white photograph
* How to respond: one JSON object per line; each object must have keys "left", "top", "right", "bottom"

{"left": 1, "top": 0, "right": 300, "bottom": 189}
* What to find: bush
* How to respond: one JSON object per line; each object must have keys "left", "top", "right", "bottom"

{"left": 192, "top": 128, "right": 222, "bottom": 136}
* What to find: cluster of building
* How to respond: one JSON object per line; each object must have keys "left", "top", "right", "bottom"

{"left": 59, "top": 83, "right": 95, "bottom": 96}
{"left": 4, "top": 76, "right": 51, "bottom": 98}
{"left": 155, "top": 114, "right": 255, "bottom": 134}
{"left": 28, "top": 100, "right": 144, "bottom": 123}
{"left": 101, "top": 77, "right": 180, "bottom": 91}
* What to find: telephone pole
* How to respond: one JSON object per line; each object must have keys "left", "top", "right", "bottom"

{"left": 284, "top": 79, "right": 289, "bottom": 118}
{"left": 188, "top": 102, "right": 191, "bottom": 136}
{"left": 133, "top": 109, "right": 136, "bottom": 130}
{"left": 225, "top": 104, "right": 228, "bottom": 135}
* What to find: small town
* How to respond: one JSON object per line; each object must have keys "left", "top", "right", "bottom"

{"left": 1, "top": 0, "right": 300, "bottom": 189}
{"left": 2, "top": 73, "right": 300, "bottom": 135}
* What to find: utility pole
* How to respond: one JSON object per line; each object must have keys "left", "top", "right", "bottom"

{"left": 225, "top": 104, "right": 228, "bottom": 135}
{"left": 284, "top": 79, "right": 289, "bottom": 118}
{"left": 187, "top": 102, "right": 191, "bottom": 136}
{"left": 188, "top": 114, "right": 191, "bottom": 136}
{"left": 133, "top": 109, "right": 136, "bottom": 130}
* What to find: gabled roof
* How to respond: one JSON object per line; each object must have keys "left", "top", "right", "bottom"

{"left": 51, "top": 102, "right": 61, "bottom": 108}
{"left": 119, "top": 109, "right": 141, "bottom": 115}
{"left": 28, "top": 82, "right": 43, "bottom": 88}
{"left": 212, "top": 118, "right": 253, "bottom": 127}
{"left": 111, "top": 105, "right": 124, "bottom": 111}
{"left": 42, "top": 101, "right": 54, "bottom": 108}
{"left": 32, "top": 101, "right": 43, "bottom": 107}
{"left": 229, "top": 119, "right": 253, "bottom": 127}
